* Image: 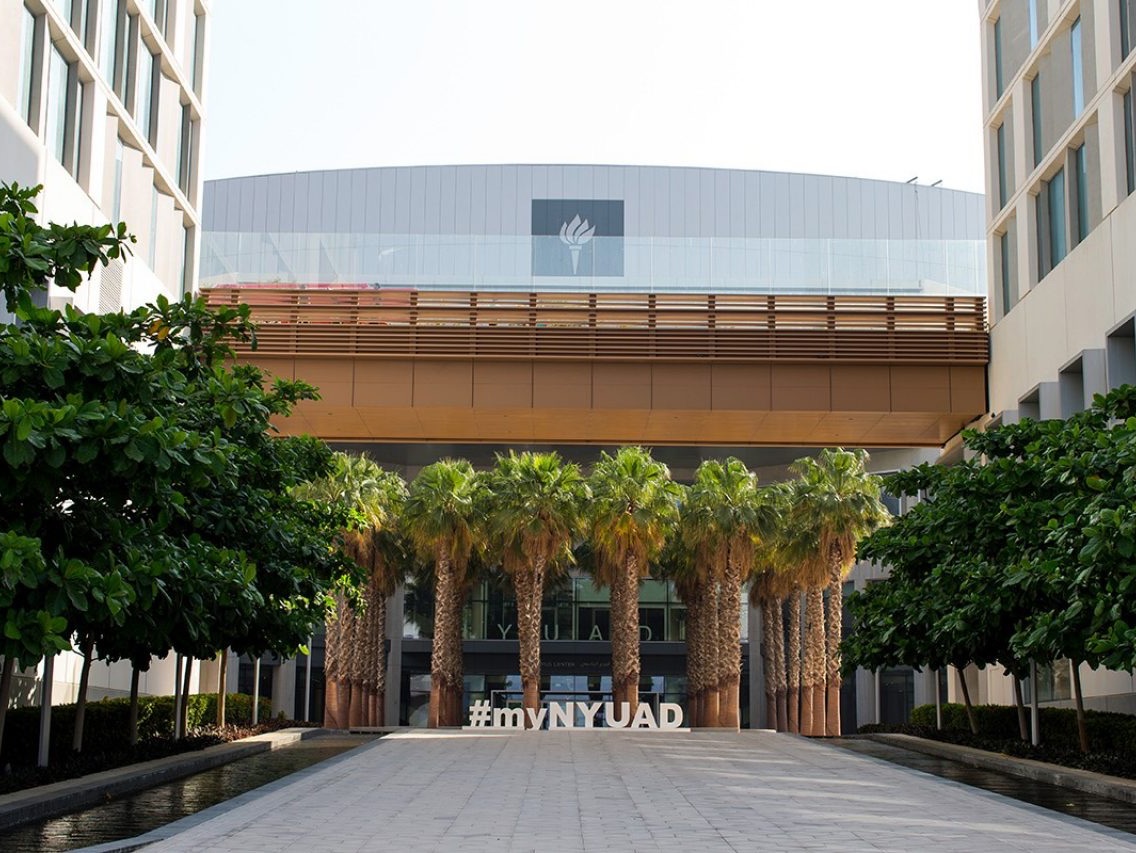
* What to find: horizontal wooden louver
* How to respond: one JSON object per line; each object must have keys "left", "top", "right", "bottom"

{"left": 204, "top": 287, "right": 988, "bottom": 365}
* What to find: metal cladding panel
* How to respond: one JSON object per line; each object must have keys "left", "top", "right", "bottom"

{"left": 202, "top": 165, "right": 986, "bottom": 242}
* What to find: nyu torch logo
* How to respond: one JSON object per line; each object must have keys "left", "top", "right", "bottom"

{"left": 558, "top": 215, "right": 596, "bottom": 274}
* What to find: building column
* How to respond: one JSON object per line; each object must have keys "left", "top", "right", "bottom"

{"left": 385, "top": 587, "right": 405, "bottom": 727}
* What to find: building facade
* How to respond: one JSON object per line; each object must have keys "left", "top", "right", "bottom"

{"left": 0, "top": 0, "right": 210, "bottom": 707}
{"left": 980, "top": 0, "right": 1136, "bottom": 711}
{"left": 201, "top": 165, "right": 986, "bottom": 727}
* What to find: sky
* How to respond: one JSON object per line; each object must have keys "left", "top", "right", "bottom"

{"left": 203, "top": 1, "right": 985, "bottom": 193}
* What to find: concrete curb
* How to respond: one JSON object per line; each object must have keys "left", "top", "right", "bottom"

{"left": 864, "top": 733, "right": 1136, "bottom": 805}
{"left": 0, "top": 726, "right": 330, "bottom": 832}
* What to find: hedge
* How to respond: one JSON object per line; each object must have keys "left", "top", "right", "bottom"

{"left": 0, "top": 692, "right": 273, "bottom": 768}
{"left": 908, "top": 702, "right": 1136, "bottom": 754}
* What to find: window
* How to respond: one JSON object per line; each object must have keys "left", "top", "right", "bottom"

{"left": 1029, "top": 0, "right": 1040, "bottom": 48}
{"left": 1071, "top": 17, "right": 1085, "bottom": 116}
{"left": 1038, "top": 167, "right": 1067, "bottom": 279}
{"left": 192, "top": 10, "right": 204, "bottom": 95}
{"left": 994, "top": 17, "right": 1005, "bottom": 97}
{"left": 1032, "top": 75, "right": 1043, "bottom": 167}
{"left": 18, "top": 7, "right": 37, "bottom": 126}
{"left": 1123, "top": 0, "right": 1135, "bottom": 60}
{"left": 178, "top": 104, "right": 193, "bottom": 194}
{"left": 997, "top": 123, "right": 1009, "bottom": 209}
{"left": 45, "top": 46, "right": 69, "bottom": 165}
{"left": 999, "top": 229, "right": 1015, "bottom": 317}
{"left": 136, "top": 45, "right": 155, "bottom": 143}
{"left": 1125, "top": 88, "right": 1135, "bottom": 196}
{"left": 1074, "top": 144, "right": 1089, "bottom": 244}
{"left": 112, "top": 137, "right": 123, "bottom": 221}
{"left": 98, "top": 0, "right": 118, "bottom": 83}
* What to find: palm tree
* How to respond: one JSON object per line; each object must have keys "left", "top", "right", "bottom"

{"left": 788, "top": 449, "right": 889, "bottom": 736}
{"left": 750, "top": 561, "right": 793, "bottom": 732}
{"left": 675, "top": 488, "right": 719, "bottom": 727}
{"left": 485, "top": 451, "right": 587, "bottom": 723}
{"left": 682, "top": 459, "right": 778, "bottom": 728}
{"left": 403, "top": 459, "right": 480, "bottom": 727}
{"left": 588, "top": 447, "right": 681, "bottom": 710}
{"left": 295, "top": 453, "right": 406, "bottom": 727}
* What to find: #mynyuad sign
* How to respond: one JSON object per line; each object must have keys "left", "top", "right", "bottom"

{"left": 463, "top": 700, "right": 688, "bottom": 731}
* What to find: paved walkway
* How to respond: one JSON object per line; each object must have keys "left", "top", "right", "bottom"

{"left": 140, "top": 730, "right": 1136, "bottom": 852}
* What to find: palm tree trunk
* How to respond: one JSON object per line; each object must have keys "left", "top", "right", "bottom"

{"left": 430, "top": 550, "right": 463, "bottom": 727}
{"left": 216, "top": 651, "right": 228, "bottom": 727}
{"left": 1012, "top": 674, "right": 1028, "bottom": 742}
{"left": 718, "top": 552, "right": 743, "bottom": 729}
{"left": 956, "top": 666, "right": 979, "bottom": 735}
{"left": 0, "top": 656, "right": 12, "bottom": 754}
{"left": 323, "top": 595, "right": 343, "bottom": 728}
{"left": 372, "top": 588, "right": 388, "bottom": 728}
{"left": 761, "top": 598, "right": 777, "bottom": 730}
{"left": 824, "top": 554, "right": 845, "bottom": 737}
{"left": 1071, "top": 661, "right": 1090, "bottom": 753}
{"left": 770, "top": 597, "right": 786, "bottom": 732}
{"left": 802, "top": 586, "right": 825, "bottom": 736}
{"left": 702, "top": 579, "right": 720, "bottom": 727}
{"left": 683, "top": 585, "right": 703, "bottom": 728}
{"left": 516, "top": 557, "right": 546, "bottom": 726}
{"left": 128, "top": 665, "right": 140, "bottom": 745}
{"left": 449, "top": 578, "right": 466, "bottom": 726}
{"left": 786, "top": 592, "right": 801, "bottom": 734}
{"left": 611, "top": 556, "right": 642, "bottom": 713}
{"left": 349, "top": 596, "right": 368, "bottom": 728}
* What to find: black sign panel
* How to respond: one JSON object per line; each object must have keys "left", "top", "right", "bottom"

{"left": 531, "top": 199, "right": 624, "bottom": 277}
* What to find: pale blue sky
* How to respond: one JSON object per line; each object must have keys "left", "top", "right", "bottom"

{"left": 204, "top": 1, "right": 984, "bottom": 192}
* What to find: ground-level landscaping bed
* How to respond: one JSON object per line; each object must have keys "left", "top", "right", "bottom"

{"left": 858, "top": 702, "right": 1136, "bottom": 781}
{"left": 0, "top": 693, "right": 315, "bottom": 795}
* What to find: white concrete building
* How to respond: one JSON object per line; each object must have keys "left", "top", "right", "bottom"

{"left": 977, "top": 0, "right": 1136, "bottom": 712}
{"left": 0, "top": 0, "right": 214, "bottom": 708}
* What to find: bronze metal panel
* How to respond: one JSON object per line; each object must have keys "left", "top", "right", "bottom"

{"left": 891, "top": 365, "right": 952, "bottom": 412}
{"left": 651, "top": 364, "right": 712, "bottom": 410}
{"left": 711, "top": 364, "right": 772, "bottom": 411}
{"left": 831, "top": 365, "right": 891, "bottom": 412}
{"left": 593, "top": 363, "right": 652, "bottom": 410}
{"left": 533, "top": 362, "right": 593, "bottom": 408}
{"left": 353, "top": 359, "right": 413, "bottom": 407}
{"left": 473, "top": 362, "right": 534, "bottom": 408}
{"left": 771, "top": 365, "right": 831, "bottom": 410}
{"left": 414, "top": 361, "right": 473, "bottom": 407}
{"left": 950, "top": 366, "right": 987, "bottom": 412}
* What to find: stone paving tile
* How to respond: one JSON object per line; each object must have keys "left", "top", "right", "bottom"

{"left": 140, "top": 730, "right": 1136, "bottom": 852}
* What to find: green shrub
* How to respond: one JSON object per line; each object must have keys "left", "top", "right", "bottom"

{"left": 907, "top": 702, "right": 1136, "bottom": 754}
{"left": 0, "top": 692, "right": 272, "bottom": 768}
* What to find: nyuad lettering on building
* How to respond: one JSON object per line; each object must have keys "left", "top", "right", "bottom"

{"left": 463, "top": 700, "right": 687, "bottom": 731}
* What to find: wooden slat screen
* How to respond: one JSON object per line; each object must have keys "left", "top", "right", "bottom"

{"left": 204, "top": 287, "right": 988, "bottom": 364}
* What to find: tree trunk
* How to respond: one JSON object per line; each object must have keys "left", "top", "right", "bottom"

{"left": 515, "top": 557, "right": 547, "bottom": 727}
{"left": 610, "top": 556, "right": 642, "bottom": 713}
{"left": 323, "top": 595, "right": 344, "bottom": 728}
{"left": 429, "top": 551, "right": 457, "bottom": 727}
{"left": 449, "top": 577, "right": 466, "bottom": 726}
{"left": 771, "top": 597, "right": 786, "bottom": 732}
{"left": 761, "top": 599, "right": 777, "bottom": 730}
{"left": 1071, "top": 661, "right": 1089, "bottom": 754}
{"left": 72, "top": 641, "right": 94, "bottom": 752}
{"left": 802, "top": 586, "right": 826, "bottom": 736}
{"left": 216, "top": 651, "right": 228, "bottom": 727}
{"left": 718, "top": 551, "right": 743, "bottom": 730}
{"left": 786, "top": 592, "right": 802, "bottom": 734}
{"left": 372, "top": 585, "right": 388, "bottom": 727}
{"left": 683, "top": 584, "right": 704, "bottom": 728}
{"left": 824, "top": 553, "right": 845, "bottom": 737}
{"left": 0, "top": 656, "right": 13, "bottom": 756}
{"left": 701, "top": 579, "right": 720, "bottom": 727}
{"left": 348, "top": 594, "right": 367, "bottom": 728}
{"left": 1012, "top": 674, "right": 1028, "bottom": 742}
{"left": 180, "top": 658, "right": 193, "bottom": 738}
{"left": 956, "top": 667, "right": 978, "bottom": 735}
{"left": 128, "top": 665, "right": 140, "bottom": 746}
{"left": 325, "top": 679, "right": 342, "bottom": 728}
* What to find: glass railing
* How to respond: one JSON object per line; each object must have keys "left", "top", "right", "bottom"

{"left": 201, "top": 232, "right": 986, "bottom": 297}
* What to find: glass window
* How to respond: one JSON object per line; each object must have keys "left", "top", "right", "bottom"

{"left": 1125, "top": 88, "right": 1135, "bottom": 196}
{"left": 112, "top": 137, "right": 123, "bottom": 221}
{"left": 137, "top": 46, "right": 155, "bottom": 142}
{"left": 98, "top": 0, "right": 118, "bottom": 83}
{"left": 1031, "top": 75, "right": 1043, "bottom": 167}
{"left": 1071, "top": 18, "right": 1085, "bottom": 116}
{"left": 178, "top": 103, "right": 192, "bottom": 193}
{"left": 1048, "top": 167, "right": 1067, "bottom": 270}
{"left": 192, "top": 11, "right": 204, "bottom": 94}
{"left": 45, "top": 46, "right": 69, "bottom": 165}
{"left": 997, "top": 123, "right": 1008, "bottom": 209}
{"left": 18, "top": 7, "right": 36, "bottom": 126}
{"left": 1123, "top": 0, "right": 1135, "bottom": 60}
{"left": 1074, "top": 144, "right": 1089, "bottom": 244}
{"left": 55, "top": 0, "right": 73, "bottom": 25}
{"left": 994, "top": 17, "right": 1005, "bottom": 97}
{"left": 1029, "top": 0, "right": 1039, "bottom": 48}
